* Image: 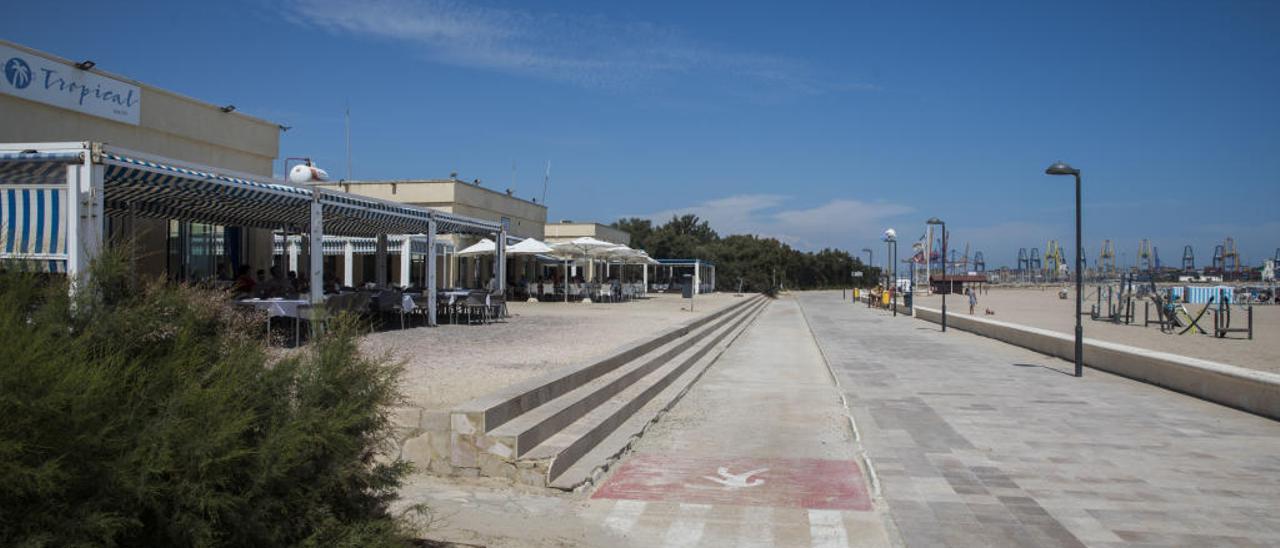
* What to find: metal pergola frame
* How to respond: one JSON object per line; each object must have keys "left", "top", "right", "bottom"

{"left": 655, "top": 258, "right": 716, "bottom": 295}
{"left": 0, "top": 141, "right": 507, "bottom": 326}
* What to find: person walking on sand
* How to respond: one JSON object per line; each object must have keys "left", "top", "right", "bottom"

{"left": 967, "top": 287, "right": 978, "bottom": 314}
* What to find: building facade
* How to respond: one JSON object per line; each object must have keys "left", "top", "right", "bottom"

{"left": 544, "top": 221, "right": 630, "bottom": 245}
{"left": 321, "top": 179, "right": 548, "bottom": 287}
{"left": 0, "top": 39, "right": 281, "bottom": 279}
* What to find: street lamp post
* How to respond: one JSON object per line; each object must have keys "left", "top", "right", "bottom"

{"left": 926, "top": 217, "right": 946, "bottom": 332}
{"left": 1046, "top": 161, "right": 1084, "bottom": 378}
{"left": 861, "top": 248, "right": 873, "bottom": 306}
{"left": 911, "top": 242, "right": 922, "bottom": 312}
{"left": 884, "top": 229, "right": 898, "bottom": 317}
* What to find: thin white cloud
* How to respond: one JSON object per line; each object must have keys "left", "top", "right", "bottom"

{"left": 635, "top": 193, "right": 914, "bottom": 250}
{"left": 283, "top": 0, "right": 866, "bottom": 94}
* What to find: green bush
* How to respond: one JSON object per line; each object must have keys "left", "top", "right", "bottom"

{"left": 0, "top": 253, "right": 415, "bottom": 547}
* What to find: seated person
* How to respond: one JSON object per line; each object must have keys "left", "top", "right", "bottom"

{"left": 256, "top": 266, "right": 294, "bottom": 298}
{"left": 232, "top": 265, "right": 256, "bottom": 295}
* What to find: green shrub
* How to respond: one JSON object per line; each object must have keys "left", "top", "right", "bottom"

{"left": 0, "top": 253, "right": 415, "bottom": 547}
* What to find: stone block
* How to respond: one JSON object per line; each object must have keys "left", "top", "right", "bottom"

{"left": 401, "top": 433, "right": 435, "bottom": 466}
{"left": 450, "top": 431, "right": 478, "bottom": 468}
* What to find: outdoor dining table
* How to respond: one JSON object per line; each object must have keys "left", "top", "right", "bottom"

{"left": 439, "top": 289, "right": 471, "bottom": 305}
{"left": 235, "top": 297, "right": 310, "bottom": 344}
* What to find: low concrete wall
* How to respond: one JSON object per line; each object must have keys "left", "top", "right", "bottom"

{"left": 912, "top": 306, "right": 1280, "bottom": 420}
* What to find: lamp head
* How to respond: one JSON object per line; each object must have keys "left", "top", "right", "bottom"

{"left": 926, "top": 217, "right": 944, "bottom": 226}
{"left": 883, "top": 228, "right": 897, "bottom": 241}
{"left": 1045, "top": 161, "right": 1079, "bottom": 176}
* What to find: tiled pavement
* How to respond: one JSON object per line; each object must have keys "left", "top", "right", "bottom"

{"left": 796, "top": 291, "right": 1280, "bottom": 547}
{"left": 589, "top": 297, "right": 893, "bottom": 547}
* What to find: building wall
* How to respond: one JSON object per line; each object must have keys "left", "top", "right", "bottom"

{"left": 0, "top": 40, "right": 281, "bottom": 279}
{"left": 323, "top": 180, "right": 547, "bottom": 239}
{"left": 544, "top": 222, "right": 631, "bottom": 245}
{"left": 0, "top": 42, "right": 279, "bottom": 176}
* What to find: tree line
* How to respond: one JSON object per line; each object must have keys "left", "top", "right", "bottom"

{"left": 612, "top": 215, "right": 881, "bottom": 292}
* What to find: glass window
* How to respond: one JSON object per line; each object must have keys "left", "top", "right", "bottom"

{"left": 166, "top": 220, "right": 228, "bottom": 282}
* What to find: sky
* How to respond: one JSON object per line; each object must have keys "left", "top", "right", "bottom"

{"left": 3, "top": 0, "right": 1278, "bottom": 268}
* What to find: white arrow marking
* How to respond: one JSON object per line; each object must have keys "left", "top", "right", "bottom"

{"left": 702, "top": 466, "right": 769, "bottom": 489}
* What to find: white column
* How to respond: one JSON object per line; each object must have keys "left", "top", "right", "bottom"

{"left": 308, "top": 194, "right": 324, "bottom": 304}
{"left": 427, "top": 222, "right": 438, "bottom": 325}
{"left": 343, "top": 240, "right": 354, "bottom": 287}
{"left": 693, "top": 260, "right": 701, "bottom": 296}
{"left": 375, "top": 234, "right": 388, "bottom": 287}
{"left": 496, "top": 230, "right": 507, "bottom": 293}
{"left": 642, "top": 263, "right": 648, "bottom": 295}
{"left": 287, "top": 238, "right": 299, "bottom": 274}
{"left": 398, "top": 236, "right": 412, "bottom": 288}
{"left": 65, "top": 157, "right": 104, "bottom": 293}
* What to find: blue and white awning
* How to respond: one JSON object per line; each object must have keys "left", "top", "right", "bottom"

{"left": 0, "top": 186, "right": 67, "bottom": 272}
{"left": 273, "top": 234, "right": 446, "bottom": 256}
{"left": 0, "top": 151, "right": 83, "bottom": 185}
{"left": 100, "top": 152, "right": 502, "bottom": 237}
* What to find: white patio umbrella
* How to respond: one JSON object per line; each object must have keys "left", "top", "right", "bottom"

{"left": 549, "top": 243, "right": 586, "bottom": 302}
{"left": 456, "top": 238, "right": 496, "bottom": 256}
{"left": 506, "top": 238, "right": 555, "bottom": 302}
{"left": 456, "top": 238, "right": 496, "bottom": 288}
{"left": 507, "top": 237, "right": 554, "bottom": 255}
{"left": 552, "top": 237, "right": 617, "bottom": 300}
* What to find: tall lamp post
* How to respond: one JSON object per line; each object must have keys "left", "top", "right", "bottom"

{"left": 911, "top": 241, "right": 923, "bottom": 311}
{"left": 1046, "top": 161, "right": 1084, "bottom": 378}
{"left": 926, "top": 217, "right": 946, "bottom": 331}
{"left": 884, "top": 229, "right": 898, "bottom": 317}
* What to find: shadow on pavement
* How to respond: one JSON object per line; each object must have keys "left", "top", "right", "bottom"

{"left": 1012, "top": 362, "right": 1076, "bottom": 376}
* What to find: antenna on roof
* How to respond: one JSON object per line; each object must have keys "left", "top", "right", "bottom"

{"left": 541, "top": 160, "right": 551, "bottom": 205}
{"left": 344, "top": 100, "right": 352, "bottom": 181}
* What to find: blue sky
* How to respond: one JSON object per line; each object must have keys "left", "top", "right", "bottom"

{"left": 4, "top": 0, "right": 1278, "bottom": 268}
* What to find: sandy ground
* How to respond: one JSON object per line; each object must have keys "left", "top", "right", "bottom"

{"left": 910, "top": 287, "right": 1279, "bottom": 373}
{"left": 362, "top": 292, "right": 743, "bottom": 412}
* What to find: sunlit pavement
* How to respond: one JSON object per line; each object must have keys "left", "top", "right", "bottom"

{"left": 796, "top": 290, "right": 1280, "bottom": 547}
{"left": 589, "top": 296, "right": 894, "bottom": 547}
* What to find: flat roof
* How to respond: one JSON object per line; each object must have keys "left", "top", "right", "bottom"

{"left": 335, "top": 178, "right": 547, "bottom": 209}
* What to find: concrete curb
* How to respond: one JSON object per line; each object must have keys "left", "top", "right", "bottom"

{"left": 911, "top": 306, "right": 1280, "bottom": 420}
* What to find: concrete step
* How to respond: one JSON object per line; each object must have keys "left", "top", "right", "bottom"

{"left": 483, "top": 297, "right": 765, "bottom": 458}
{"left": 450, "top": 295, "right": 764, "bottom": 442}
{"left": 445, "top": 295, "right": 769, "bottom": 486}
{"left": 545, "top": 297, "right": 768, "bottom": 490}
{"left": 524, "top": 297, "right": 762, "bottom": 486}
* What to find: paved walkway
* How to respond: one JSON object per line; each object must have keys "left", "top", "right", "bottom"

{"left": 796, "top": 291, "right": 1280, "bottom": 547}
{"left": 591, "top": 296, "right": 894, "bottom": 547}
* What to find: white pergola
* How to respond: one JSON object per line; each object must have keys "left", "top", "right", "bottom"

{"left": 655, "top": 258, "right": 716, "bottom": 295}
{"left": 0, "top": 141, "right": 505, "bottom": 326}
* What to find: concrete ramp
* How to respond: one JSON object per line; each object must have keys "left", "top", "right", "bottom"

{"left": 425, "top": 294, "right": 769, "bottom": 489}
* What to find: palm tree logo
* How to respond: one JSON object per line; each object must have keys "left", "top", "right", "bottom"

{"left": 5, "top": 57, "right": 33, "bottom": 90}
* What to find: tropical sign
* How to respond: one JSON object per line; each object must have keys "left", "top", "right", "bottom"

{"left": 1, "top": 43, "right": 140, "bottom": 125}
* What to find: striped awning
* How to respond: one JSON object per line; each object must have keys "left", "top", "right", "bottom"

{"left": 0, "top": 144, "right": 501, "bottom": 274}
{"left": 0, "top": 151, "right": 83, "bottom": 185}
{"left": 100, "top": 153, "right": 502, "bottom": 237}
{"left": 273, "top": 234, "right": 442, "bottom": 256}
{"left": 0, "top": 186, "right": 67, "bottom": 272}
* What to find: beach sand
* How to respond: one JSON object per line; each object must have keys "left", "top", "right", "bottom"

{"left": 362, "top": 292, "right": 744, "bottom": 413}
{"left": 910, "top": 287, "right": 1279, "bottom": 373}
